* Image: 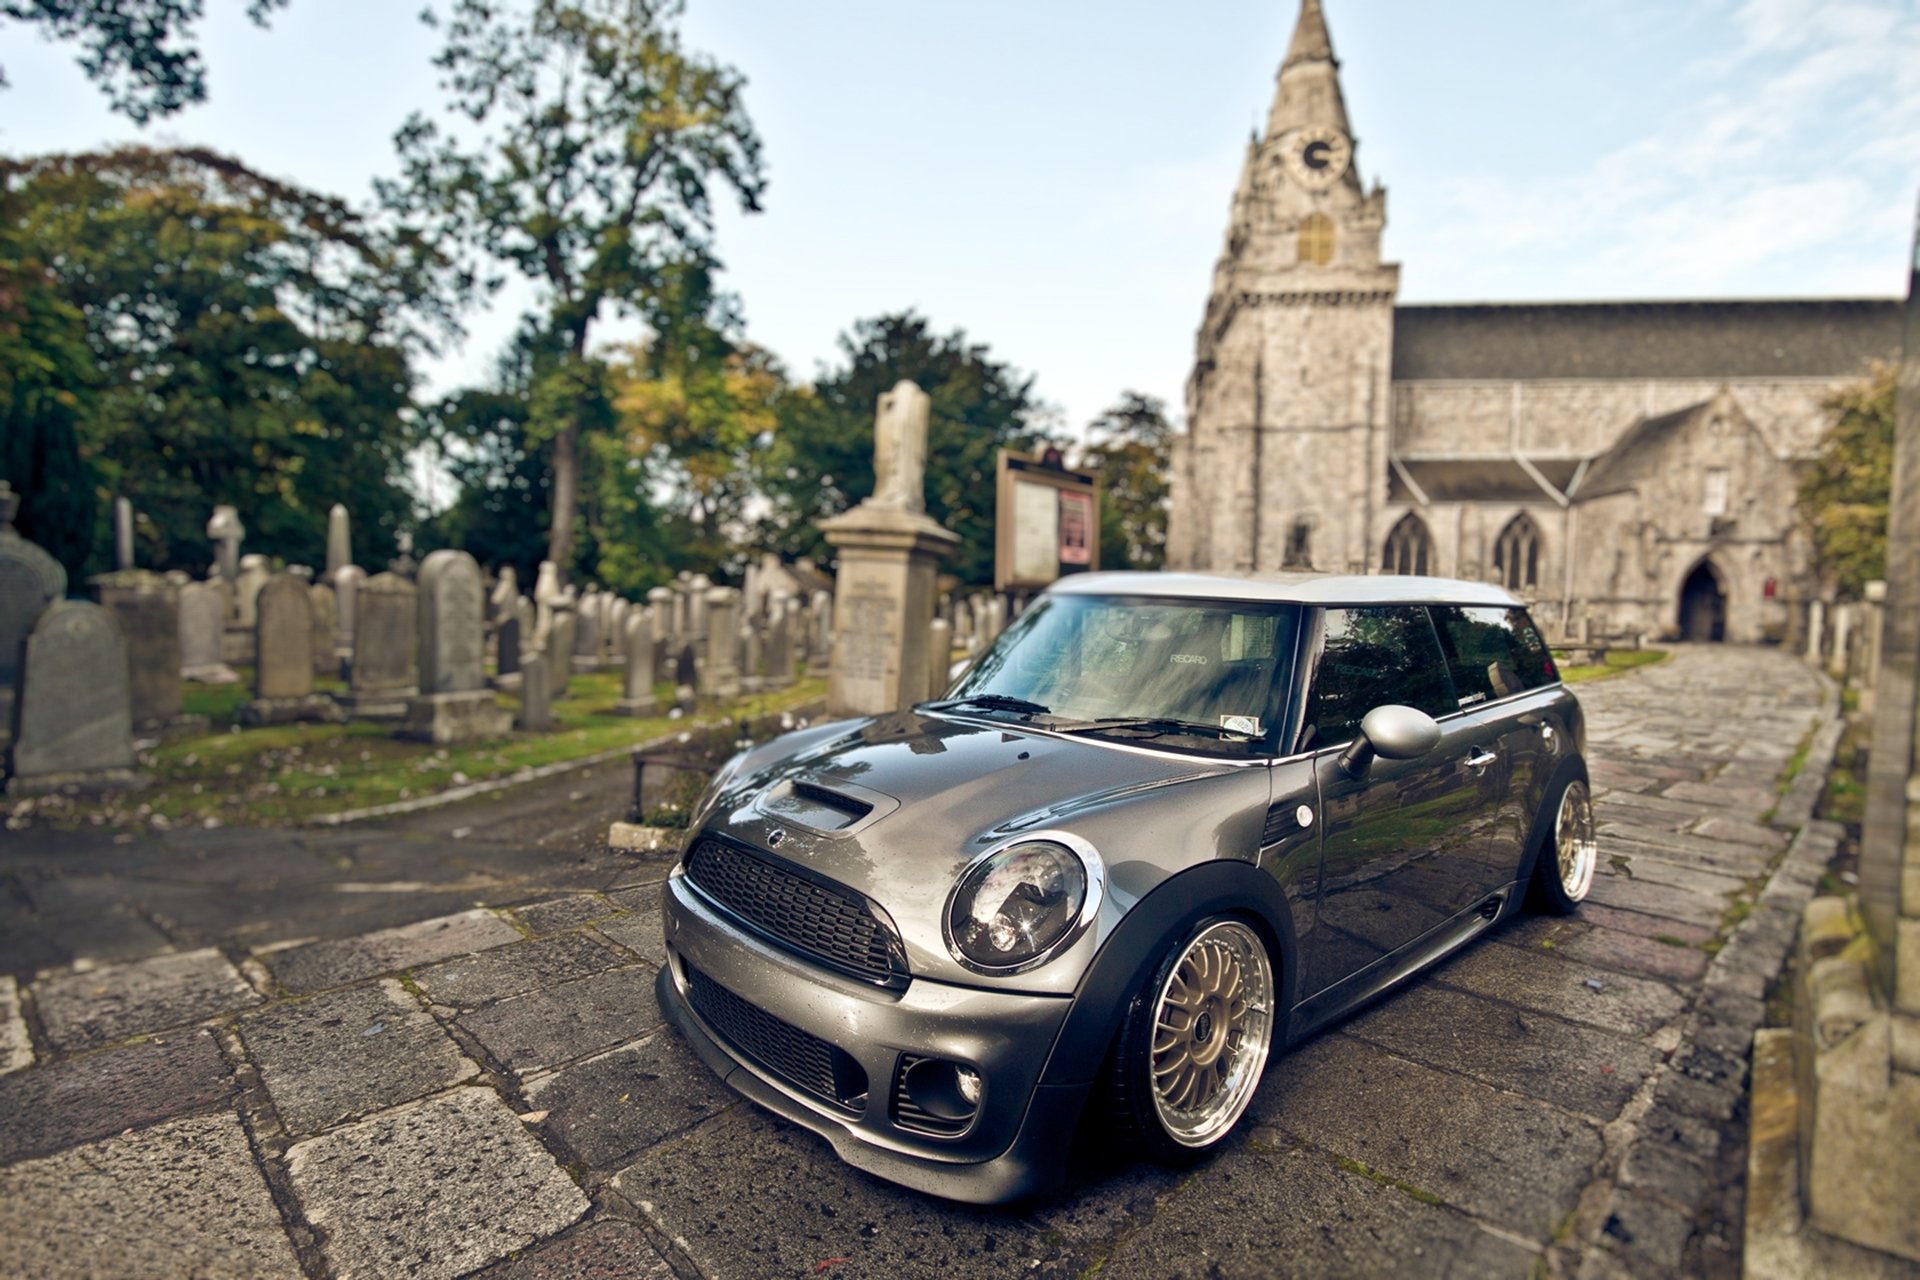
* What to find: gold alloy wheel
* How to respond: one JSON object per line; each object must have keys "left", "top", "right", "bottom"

{"left": 1149, "top": 920, "right": 1274, "bottom": 1147}
{"left": 1556, "top": 780, "right": 1598, "bottom": 901}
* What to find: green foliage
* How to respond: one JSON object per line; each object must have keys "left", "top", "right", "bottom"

{"left": 756, "top": 312, "right": 1057, "bottom": 585}
{"left": 2, "top": 0, "right": 290, "bottom": 122}
{"left": 2, "top": 147, "right": 435, "bottom": 574}
{"left": 1798, "top": 363, "right": 1895, "bottom": 601}
{"left": 385, "top": 0, "right": 765, "bottom": 573}
{"left": 1077, "top": 391, "right": 1171, "bottom": 571}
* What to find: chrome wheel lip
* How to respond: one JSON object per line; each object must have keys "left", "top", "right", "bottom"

{"left": 1149, "top": 920, "right": 1274, "bottom": 1148}
{"left": 1555, "top": 781, "right": 1597, "bottom": 902}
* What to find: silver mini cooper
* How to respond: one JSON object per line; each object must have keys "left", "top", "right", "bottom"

{"left": 656, "top": 571, "right": 1595, "bottom": 1203}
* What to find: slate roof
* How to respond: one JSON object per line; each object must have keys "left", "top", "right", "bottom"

{"left": 1386, "top": 457, "right": 1584, "bottom": 505}
{"left": 1391, "top": 299, "right": 1899, "bottom": 381}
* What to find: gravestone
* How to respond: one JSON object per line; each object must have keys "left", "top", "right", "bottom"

{"left": 325, "top": 504, "right": 351, "bottom": 577}
{"left": 490, "top": 565, "right": 519, "bottom": 621}
{"left": 547, "top": 608, "right": 576, "bottom": 698}
{"left": 242, "top": 574, "right": 340, "bottom": 725}
{"left": 93, "top": 571, "right": 188, "bottom": 732}
{"left": 673, "top": 643, "right": 698, "bottom": 713}
{"left": 226, "top": 552, "right": 270, "bottom": 664}
{"left": 740, "top": 621, "right": 762, "bottom": 695}
{"left": 613, "top": 616, "right": 658, "bottom": 717}
{"left": 517, "top": 653, "right": 554, "bottom": 731}
{"left": 308, "top": 583, "right": 337, "bottom": 677}
{"left": 331, "top": 564, "right": 365, "bottom": 661}
{"left": 820, "top": 381, "right": 957, "bottom": 716}
{"left": 401, "top": 550, "right": 510, "bottom": 743}
{"left": 573, "top": 592, "right": 603, "bottom": 672}
{"left": 113, "top": 497, "right": 135, "bottom": 571}
{"left": 341, "top": 572, "right": 417, "bottom": 719}
{"left": 178, "top": 581, "right": 237, "bottom": 683}
{"left": 495, "top": 614, "right": 522, "bottom": 682}
{"left": 533, "top": 560, "right": 565, "bottom": 650}
{"left": 607, "top": 598, "right": 630, "bottom": 665}
{"left": 810, "top": 590, "right": 834, "bottom": 669}
{"left": 648, "top": 587, "right": 674, "bottom": 682}
{"left": 766, "top": 605, "right": 795, "bottom": 690}
{"left": 206, "top": 506, "right": 244, "bottom": 583}
{"left": 7, "top": 601, "right": 140, "bottom": 794}
{"left": 688, "top": 574, "right": 712, "bottom": 654}
{"left": 0, "top": 482, "right": 68, "bottom": 744}
{"left": 701, "top": 588, "right": 741, "bottom": 700}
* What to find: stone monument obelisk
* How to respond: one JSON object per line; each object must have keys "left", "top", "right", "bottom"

{"left": 820, "top": 380, "right": 958, "bottom": 716}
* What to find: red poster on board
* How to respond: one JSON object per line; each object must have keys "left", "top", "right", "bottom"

{"left": 1058, "top": 490, "right": 1092, "bottom": 565}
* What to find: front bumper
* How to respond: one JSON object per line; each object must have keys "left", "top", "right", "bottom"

{"left": 657, "top": 865, "right": 1089, "bottom": 1203}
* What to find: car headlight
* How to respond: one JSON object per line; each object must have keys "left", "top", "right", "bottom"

{"left": 946, "top": 840, "right": 1092, "bottom": 972}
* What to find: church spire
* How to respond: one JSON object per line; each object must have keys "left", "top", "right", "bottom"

{"left": 1265, "top": 0, "right": 1353, "bottom": 146}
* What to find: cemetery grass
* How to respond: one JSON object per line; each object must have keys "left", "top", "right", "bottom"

{"left": 6, "top": 670, "right": 827, "bottom": 832}
{"left": 1559, "top": 648, "right": 1668, "bottom": 684}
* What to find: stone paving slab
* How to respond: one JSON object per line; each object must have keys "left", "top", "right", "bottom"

{"left": 1098, "top": 1130, "right": 1538, "bottom": 1279}
{"left": 0, "top": 1026, "right": 233, "bottom": 1163}
{"left": 34, "top": 946, "right": 261, "bottom": 1052}
{"left": 414, "top": 930, "right": 628, "bottom": 1008}
{"left": 1432, "top": 934, "right": 1689, "bottom": 1037}
{"left": 1547, "top": 924, "right": 1711, "bottom": 985}
{"left": 461, "top": 964, "right": 663, "bottom": 1075}
{"left": 1598, "top": 854, "right": 1750, "bottom": 897}
{"left": 1253, "top": 1033, "right": 1602, "bottom": 1239}
{"left": 1576, "top": 901, "right": 1717, "bottom": 947}
{"left": 286, "top": 1086, "right": 589, "bottom": 1280}
{"left": 1339, "top": 982, "right": 1662, "bottom": 1121}
{"left": 472, "top": 1217, "right": 677, "bottom": 1279}
{"left": 615, "top": 1107, "right": 1052, "bottom": 1280}
{"left": 239, "top": 979, "right": 478, "bottom": 1137}
{"left": 1, "top": 974, "right": 29, "bottom": 1073}
{"left": 263, "top": 907, "right": 525, "bottom": 993}
{"left": 511, "top": 892, "right": 621, "bottom": 935}
{"left": 1585, "top": 874, "right": 1725, "bottom": 928}
{"left": 0, "top": 1109, "right": 302, "bottom": 1279}
{"left": 525, "top": 1028, "right": 734, "bottom": 1170}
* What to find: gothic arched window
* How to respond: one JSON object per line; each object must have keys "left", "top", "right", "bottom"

{"left": 1298, "top": 214, "right": 1335, "bottom": 266}
{"left": 1492, "top": 514, "right": 1542, "bottom": 591}
{"left": 1382, "top": 513, "right": 1433, "bottom": 576}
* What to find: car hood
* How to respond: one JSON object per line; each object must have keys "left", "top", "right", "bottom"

{"left": 696, "top": 708, "right": 1257, "bottom": 989}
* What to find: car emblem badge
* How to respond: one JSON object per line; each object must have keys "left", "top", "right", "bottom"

{"left": 766, "top": 827, "right": 787, "bottom": 849}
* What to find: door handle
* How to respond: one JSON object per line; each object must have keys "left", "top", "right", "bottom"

{"left": 1465, "top": 749, "right": 1498, "bottom": 771}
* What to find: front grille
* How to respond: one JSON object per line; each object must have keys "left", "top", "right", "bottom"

{"left": 892, "top": 1055, "right": 973, "bottom": 1138}
{"left": 684, "top": 838, "right": 907, "bottom": 987}
{"left": 685, "top": 965, "right": 867, "bottom": 1112}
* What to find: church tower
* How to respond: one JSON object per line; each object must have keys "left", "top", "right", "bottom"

{"left": 1166, "top": 0, "right": 1398, "bottom": 574}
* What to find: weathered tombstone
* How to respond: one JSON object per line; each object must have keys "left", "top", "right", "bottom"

{"left": 113, "top": 497, "right": 135, "bottom": 571}
{"left": 688, "top": 573, "right": 712, "bottom": 653}
{"left": 331, "top": 564, "right": 365, "bottom": 661}
{"left": 402, "top": 549, "right": 510, "bottom": 743}
{"left": 743, "top": 562, "right": 764, "bottom": 620}
{"left": 490, "top": 565, "right": 519, "bottom": 621}
{"left": 308, "top": 583, "right": 337, "bottom": 677}
{"left": 533, "top": 560, "right": 565, "bottom": 650}
{"left": 243, "top": 574, "right": 340, "bottom": 725}
{"left": 6, "top": 601, "right": 140, "bottom": 794}
{"left": 93, "top": 571, "right": 188, "bottom": 733}
{"left": 517, "top": 653, "right": 554, "bottom": 731}
{"left": 740, "top": 621, "right": 763, "bottom": 695}
{"left": 928, "top": 617, "right": 952, "bottom": 702}
{"left": 606, "top": 598, "right": 630, "bottom": 665}
{"left": 701, "top": 587, "right": 741, "bottom": 700}
{"left": 809, "top": 590, "right": 834, "bottom": 669}
{"left": 0, "top": 482, "right": 68, "bottom": 743}
{"left": 495, "top": 614, "right": 522, "bottom": 681}
{"left": 614, "top": 616, "right": 658, "bottom": 717}
{"left": 515, "top": 597, "right": 536, "bottom": 667}
{"left": 206, "top": 505, "right": 244, "bottom": 584}
{"left": 766, "top": 606, "right": 795, "bottom": 690}
{"left": 387, "top": 529, "right": 418, "bottom": 580}
{"left": 673, "top": 643, "right": 698, "bottom": 713}
{"left": 573, "top": 592, "right": 603, "bottom": 672}
{"left": 228, "top": 553, "right": 271, "bottom": 666}
{"left": 819, "top": 381, "right": 958, "bottom": 716}
{"left": 325, "top": 503, "right": 351, "bottom": 578}
{"left": 648, "top": 586, "right": 674, "bottom": 682}
{"left": 547, "top": 608, "right": 576, "bottom": 698}
{"left": 178, "top": 581, "right": 237, "bottom": 683}
{"left": 341, "top": 572, "right": 417, "bottom": 719}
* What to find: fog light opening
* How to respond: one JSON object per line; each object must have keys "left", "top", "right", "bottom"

{"left": 956, "top": 1066, "right": 982, "bottom": 1107}
{"left": 902, "top": 1057, "right": 981, "bottom": 1122}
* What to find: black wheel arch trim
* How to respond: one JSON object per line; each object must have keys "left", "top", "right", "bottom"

{"left": 1033, "top": 859, "right": 1301, "bottom": 1093}
{"left": 1516, "top": 754, "right": 1591, "bottom": 887}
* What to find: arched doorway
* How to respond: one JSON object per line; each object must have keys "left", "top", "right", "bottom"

{"left": 1678, "top": 560, "right": 1727, "bottom": 641}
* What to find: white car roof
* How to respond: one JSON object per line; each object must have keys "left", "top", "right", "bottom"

{"left": 1043, "top": 570, "right": 1524, "bottom": 608}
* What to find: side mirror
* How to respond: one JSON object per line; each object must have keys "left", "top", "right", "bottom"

{"left": 1338, "top": 704, "right": 1442, "bottom": 778}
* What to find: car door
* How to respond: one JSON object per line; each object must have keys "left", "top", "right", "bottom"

{"left": 1298, "top": 605, "right": 1491, "bottom": 1000}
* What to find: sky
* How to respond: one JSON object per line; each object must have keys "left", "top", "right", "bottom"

{"left": 4, "top": 0, "right": 1916, "bottom": 466}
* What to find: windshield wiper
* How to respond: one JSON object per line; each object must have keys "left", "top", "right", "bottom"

{"left": 924, "top": 693, "right": 1053, "bottom": 717}
{"left": 1056, "top": 716, "right": 1260, "bottom": 742}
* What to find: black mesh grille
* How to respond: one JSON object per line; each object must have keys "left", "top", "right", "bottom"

{"left": 685, "top": 965, "right": 866, "bottom": 1112}
{"left": 685, "top": 838, "right": 906, "bottom": 986}
{"left": 892, "top": 1055, "right": 973, "bottom": 1138}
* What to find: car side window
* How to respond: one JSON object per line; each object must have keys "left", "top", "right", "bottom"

{"left": 1432, "top": 605, "right": 1560, "bottom": 704}
{"left": 1302, "top": 606, "right": 1456, "bottom": 748}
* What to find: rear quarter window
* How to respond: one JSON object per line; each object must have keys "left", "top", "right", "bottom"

{"left": 1432, "top": 605, "right": 1560, "bottom": 705}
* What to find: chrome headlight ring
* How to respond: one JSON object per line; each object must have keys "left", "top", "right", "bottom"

{"left": 942, "top": 830, "right": 1106, "bottom": 976}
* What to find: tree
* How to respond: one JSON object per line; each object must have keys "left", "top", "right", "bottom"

{"left": 756, "top": 312, "right": 1057, "bottom": 586}
{"left": 1077, "top": 391, "right": 1172, "bottom": 572}
{"left": 1798, "top": 362, "right": 1895, "bottom": 600}
{"left": 384, "top": 0, "right": 765, "bottom": 579}
{"left": 2, "top": 146, "right": 436, "bottom": 572}
{"left": 3, "top": 0, "right": 290, "bottom": 123}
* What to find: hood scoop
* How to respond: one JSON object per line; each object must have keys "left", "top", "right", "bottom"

{"left": 754, "top": 773, "right": 897, "bottom": 836}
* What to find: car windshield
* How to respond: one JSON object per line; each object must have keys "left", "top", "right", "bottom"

{"left": 938, "top": 594, "right": 1300, "bottom": 756}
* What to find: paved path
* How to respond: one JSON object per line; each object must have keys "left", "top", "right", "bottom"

{"left": 0, "top": 647, "right": 1832, "bottom": 1279}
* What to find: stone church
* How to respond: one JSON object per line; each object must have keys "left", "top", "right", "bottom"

{"left": 1164, "top": 0, "right": 1901, "bottom": 643}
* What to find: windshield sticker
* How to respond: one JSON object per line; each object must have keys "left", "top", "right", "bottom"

{"left": 1458, "top": 692, "right": 1487, "bottom": 707}
{"left": 1171, "top": 653, "right": 1209, "bottom": 665}
{"left": 1220, "top": 715, "right": 1264, "bottom": 736}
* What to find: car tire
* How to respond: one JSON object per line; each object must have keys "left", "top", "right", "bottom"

{"left": 1099, "top": 915, "right": 1276, "bottom": 1166}
{"left": 1528, "top": 777, "right": 1597, "bottom": 914}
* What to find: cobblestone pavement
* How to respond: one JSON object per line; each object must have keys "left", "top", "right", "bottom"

{"left": 0, "top": 646, "right": 1834, "bottom": 1279}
